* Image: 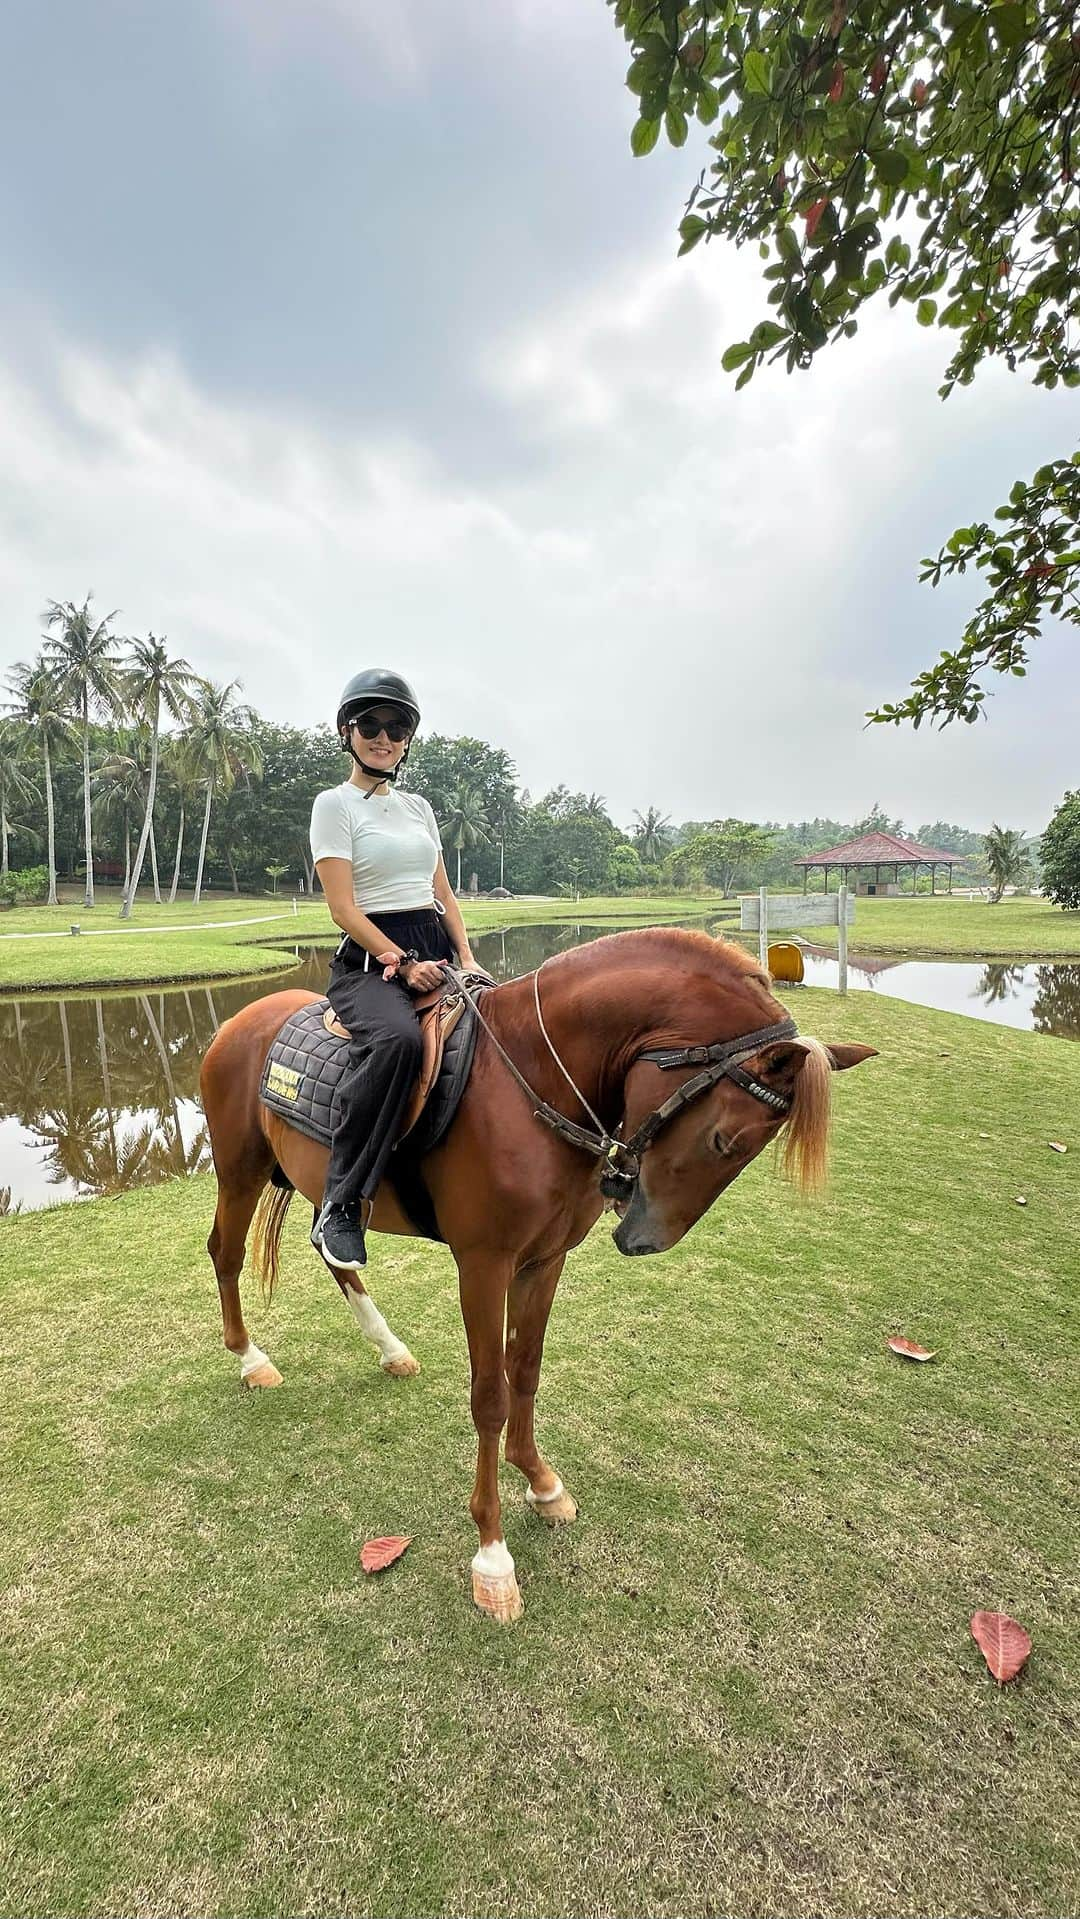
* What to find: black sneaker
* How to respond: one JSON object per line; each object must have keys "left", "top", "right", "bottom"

{"left": 311, "top": 1202, "right": 367, "bottom": 1271}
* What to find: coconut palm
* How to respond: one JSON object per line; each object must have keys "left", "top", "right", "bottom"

{"left": 118, "top": 635, "right": 200, "bottom": 919}
{"left": 160, "top": 735, "right": 198, "bottom": 904}
{"left": 0, "top": 717, "right": 40, "bottom": 877}
{"left": 5, "top": 657, "right": 69, "bottom": 906}
{"left": 42, "top": 596, "right": 124, "bottom": 907}
{"left": 984, "top": 824, "right": 1031, "bottom": 905}
{"left": 632, "top": 806, "right": 673, "bottom": 863}
{"left": 581, "top": 793, "right": 610, "bottom": 821}
{"left": 93, "top": 736, "right": 146, "bottom": 895}
{"left": 440, "top": 779, "right": 492, "bottom": 892}
{"left": 185, "top": 680, "right": 263, "bottom": 905}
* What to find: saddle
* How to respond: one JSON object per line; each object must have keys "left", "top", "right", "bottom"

{"left": 259, "top": 971, "right": 492, "bottom": 1158}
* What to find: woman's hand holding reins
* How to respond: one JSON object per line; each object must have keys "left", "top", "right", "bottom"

{"left": 376, "top": 950, "right": 447, "bottom": 992}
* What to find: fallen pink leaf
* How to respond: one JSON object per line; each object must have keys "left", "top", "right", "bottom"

{"left": 360, "top": 1535, "right": 412, "bottom": 1574}
{"left": 971, "top": 1610, "right": 1032, "bottom": 1684}
{"left": 886, "top": 1336, "right": 936, "bottom": 1362}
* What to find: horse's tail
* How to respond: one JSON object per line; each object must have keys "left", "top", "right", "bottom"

{"left": 249, "top": 1180, "right": 295, "bottom": 1301}
{"left": 780, "top": 1038, "right": 833, "bottom": 1194}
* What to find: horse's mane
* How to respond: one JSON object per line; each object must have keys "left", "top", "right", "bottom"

{"left": 543, "top": 924, "right": 772, "bottom": 992}
{"left": 532, "top": 925, "right": 830, "bottom": 1194}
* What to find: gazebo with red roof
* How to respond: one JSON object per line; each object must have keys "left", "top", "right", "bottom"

{"left": 792, "top": 831, "right": 961, "bottom": 896}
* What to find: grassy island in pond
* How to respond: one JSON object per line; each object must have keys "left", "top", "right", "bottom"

{"left": 1, "top": 988, "right": 1077, "bottom": 1918}
{"left": 1, "top": 891, "right": 1079, "bottom": 995}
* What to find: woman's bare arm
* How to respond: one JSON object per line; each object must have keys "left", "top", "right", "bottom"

{"left": 434, "top": 858, "right": 475, "bottom": 967}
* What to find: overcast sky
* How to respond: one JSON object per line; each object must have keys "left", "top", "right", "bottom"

{"left": 2, "top": 0, "right": 1076, "bottom": 835}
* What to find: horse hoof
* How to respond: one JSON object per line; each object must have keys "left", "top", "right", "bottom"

{"left": 243, "top": 1361, "right": 283, "bottom": 1389}
{"left": 527, "top": 1486, "right": 578, "bottom": 1524}
{"left": 472, "top": 1569, "right": 524, "bottom": 1623}
{"left": 380, "top": 1350, "right": 421, "bottom": 1378}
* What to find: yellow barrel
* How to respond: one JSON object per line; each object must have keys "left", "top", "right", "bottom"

{"left": 767, "top": 941, "right": 805, "bottom": 983}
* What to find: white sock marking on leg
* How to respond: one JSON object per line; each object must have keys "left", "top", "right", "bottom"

{"left": 525, "top": 1477, "right": 565, "bottom": 1507}
{"left": 345, "top": 1287, "right": 410, "bottom": 1366}
{"left": 239, "top": 1341, "right": 270, "bottom": 1379}
{"left": 471, "top": 1538, "right": 515, "bottom": 1579}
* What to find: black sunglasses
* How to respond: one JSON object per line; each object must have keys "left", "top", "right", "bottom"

{"left": 349, "top": 710, "right": 413, "bottom": 743}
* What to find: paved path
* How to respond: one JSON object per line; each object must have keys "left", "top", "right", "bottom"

{"left": 0, "top": 911, "right": 313, "bottom": 943}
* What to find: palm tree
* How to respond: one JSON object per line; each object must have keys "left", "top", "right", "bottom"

{"left": 93, "top": 736, "right": 146, "bottom": 895}
{"left": 5, "top": 657, "right": 69, "bottom": 906}
{"left": 581, "top": 793, "right": 610, "bottom": 821}
{"left": 185, "top": 680, "right": 263, "bottom": 905}
{"left": 118, "top": 635, "right": 200, "bottom": 919}
{"left": 632, "top": 806, "right": 673, "bottom": 864}
{"left": 160, "top": 734, "right": 198, "bottom": 904}
{"left": 0, "top": 718, "right": 39, "bottom": 877}
{"left": 440, "top": 779, "right": 492, "bottom": 892}
{"left": 984, "top": 824, "right": 1031, "bottom": 905}
{"left": 42, "top": 596, "right": 124, "bottom": 907}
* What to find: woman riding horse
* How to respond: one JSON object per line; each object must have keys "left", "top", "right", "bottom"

{"left": 308, "top": 668, "right": 478, "bottom": 1272}
{"left": 202, "top": 896, "right": 876, "bottom": 1622}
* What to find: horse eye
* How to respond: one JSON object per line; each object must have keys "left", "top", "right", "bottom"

{"left": 712, "top": 1130, "right": 735, "bottom": 1157}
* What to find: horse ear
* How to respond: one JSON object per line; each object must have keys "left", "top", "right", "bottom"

{"left": 823, "top": 1042, "right": 878, "bottom": 1072}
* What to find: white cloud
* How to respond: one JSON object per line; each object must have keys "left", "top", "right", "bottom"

{"left": 1, "top": 263, "right": 1075, "bottom": 838}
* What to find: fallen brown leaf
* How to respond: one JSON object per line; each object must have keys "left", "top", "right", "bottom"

{"left": 971, "top": 1610, "right": 1032, "bottom": 1684}
{"left": 886, "top": 1336, "right": 936, "bottom": 1362}
{"left": 360, "top": 1535, "right": 412, "bottom": 1574}
{"left": 1048, "top": 1141, "right": 1067, "bottom": 1154}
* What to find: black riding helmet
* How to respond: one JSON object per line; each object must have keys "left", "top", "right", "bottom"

{"left": 336, "top": 669, "right": 421, "bottom": 784}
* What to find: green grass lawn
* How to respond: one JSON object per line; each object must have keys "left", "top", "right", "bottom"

{"left": 1, "top": 989, "right": 1077, "bottom": 1918}
{"left": 792, "top": 893, "right": 1080, "bottom": 959}
{"left": 0, "top": 894, "right": 725, "bottom": 993}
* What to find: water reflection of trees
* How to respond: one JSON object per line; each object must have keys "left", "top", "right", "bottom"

{"left": 976, "top": 963, "right": 1029, "bottom": 1005}
{"left": 1031, "top": 963, "right": 1080, "bottom": 1038}
{"left": 0, "top": 949, "right": 333, "bottom": 1210}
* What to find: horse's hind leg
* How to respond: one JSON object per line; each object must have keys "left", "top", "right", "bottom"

{"left": 318, "top": 1242, "right": 421, "bottom": 1379}
{"left": 209, "top": 1172, "right": 283, "bottom": 1389}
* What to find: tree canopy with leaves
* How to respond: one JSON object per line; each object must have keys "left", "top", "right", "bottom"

{"left": 610, "top": 0, "right": 1080, "bottom": 725}
{"left": 1040, "top": 789, "right": 1080, "bottom": 906}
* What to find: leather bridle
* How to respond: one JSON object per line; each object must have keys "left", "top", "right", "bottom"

{"left": 448, "top": 964, "right": 799, "bottom": 1205}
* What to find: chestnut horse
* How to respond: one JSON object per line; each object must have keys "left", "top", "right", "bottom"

{"left": 200, "top": 928, "right": 874, "bottom": 1622}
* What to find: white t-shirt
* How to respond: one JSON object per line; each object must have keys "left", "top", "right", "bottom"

{"left": 309, "top": 781, "right": 443, "bottom": 913}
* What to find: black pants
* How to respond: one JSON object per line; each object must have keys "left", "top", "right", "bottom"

{"left": 323, "top": 908, "right": 456, "bottom": 1214}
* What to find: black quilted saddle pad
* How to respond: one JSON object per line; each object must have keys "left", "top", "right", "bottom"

{"left": 259, "top": 991, "right": 485, "bottom": 1158}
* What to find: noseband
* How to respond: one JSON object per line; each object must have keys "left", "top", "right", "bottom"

{"left": 451, "top": 965, "right": 798, "bottom": 1204}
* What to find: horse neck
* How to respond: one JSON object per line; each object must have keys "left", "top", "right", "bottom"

{"left": 487, "top": 954, "right": 773, "bottom": 1130}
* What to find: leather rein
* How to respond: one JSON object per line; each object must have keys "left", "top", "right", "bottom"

{"left": 447, "top": 963, "right": 798, "bottom": 1204}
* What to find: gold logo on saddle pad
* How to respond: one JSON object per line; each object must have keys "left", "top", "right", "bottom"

{"left": 266, "top": 1062, "right": 301, "bottom": 1102}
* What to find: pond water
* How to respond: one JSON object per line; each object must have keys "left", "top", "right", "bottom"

{"left": 1, "top": 922, "right": 1076, "bottom": 1215}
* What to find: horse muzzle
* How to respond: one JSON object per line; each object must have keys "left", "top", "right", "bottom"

{"left": 611, "top": 1180, "right": 665, "bottom": 1257}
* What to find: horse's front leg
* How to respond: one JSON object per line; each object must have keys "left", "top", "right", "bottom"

{"left": 505, "top": 1254, "right": 578, "bottom": 1524}
{"left": 458, "top": 1252, "right": 522, "bottom": 1623}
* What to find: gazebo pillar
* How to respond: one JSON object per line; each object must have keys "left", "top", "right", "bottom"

{"left": 931, "top": 864, "right": 936, "bottom": 896}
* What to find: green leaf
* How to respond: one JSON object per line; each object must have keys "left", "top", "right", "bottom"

{"left": 721, "top": 341, "right": 754, "bottom": 370}
{"left": 991, "top": 3, "right": 1027, "bottom": 47}
{"left": 749, "top": 320, "right": 788, "bottom": 349}
{"left": 743, "top": 49, "right": 770, "bottom": 95}
{"left": 917, "top": 297, "right": 938, "bottom": 324}
{"left": 631, "top": 116, "right": 662, "bottom": 157}
{"left": 777, "top": 226, "right": 801, "bottom": 266}
{"left": 872, "top": 148, "right": 910, "bottom": 186}
{"left": 665, "top": 102, "right": 689, "bottom": 146}
{"left": 701, "top": 37, "right": 726, "bottom": 79}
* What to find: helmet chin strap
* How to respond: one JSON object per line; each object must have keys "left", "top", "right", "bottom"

{"left": 343, "top": 735, "right": 411, "bottom": 787}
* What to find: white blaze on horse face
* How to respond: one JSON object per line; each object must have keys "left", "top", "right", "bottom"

{"left": 344, "top": 1284, "right": 411, "bottom": 1368}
